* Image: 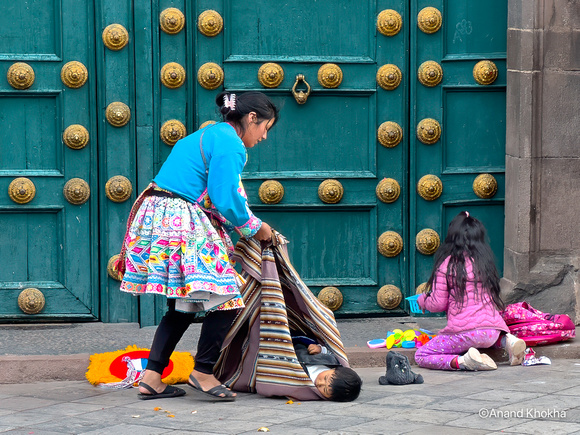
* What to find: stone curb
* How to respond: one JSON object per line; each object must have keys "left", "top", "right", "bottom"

{"left": 347, "top": 340, "right": 580, "bottom": 368}
{"left": 0, "top": 354, "right": 90, "bottom": 384}
{"left": 2, "top": 340, "right": 578, "bottom": 384}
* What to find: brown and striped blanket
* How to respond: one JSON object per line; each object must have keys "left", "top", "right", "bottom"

{"left": 214, "top": 231, "right": 348, "bottom": 400}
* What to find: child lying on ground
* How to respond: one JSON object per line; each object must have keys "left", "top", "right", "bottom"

{"left": 214, "top": 232, "right": 361, "bottom": 401}
{"left": 293, "top": 337, "right": 362, "bottom": 402}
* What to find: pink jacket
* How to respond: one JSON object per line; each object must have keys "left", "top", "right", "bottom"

{"left": 417, "top": 256, "right": 509, "bottom": 335}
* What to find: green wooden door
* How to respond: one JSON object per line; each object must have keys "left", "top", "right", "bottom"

{"left": 95, "top": 0, "right": 140, "bottom": 323}
{"left": 0, "top": 1, "right": 506, "bottom": 322}
{"left": 185, "top": 0, "right": 507, "bottom": 315}
{"left": 411, "top": 1, "right": 507, "bottom": 300}
{"left": 184, "top": 0, "right": 506, "bottom": 317}
{"left": 0, "top": 0, "right": 98, "bottom": 320}
{"left": 0, "top": 0, "right": 142, "bottom": 323}
{"left": 187, "top": 0, "right": 406, "bottom": 317}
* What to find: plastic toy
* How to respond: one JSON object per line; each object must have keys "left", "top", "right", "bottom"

{"left": 405, "top": 294, "right": 430, "bottom": 314}
{"left": 367, "top": 328, "right": 436, "bottom": 350}
{"left": 367, "top": 338, "right": 386, "bottom": 349}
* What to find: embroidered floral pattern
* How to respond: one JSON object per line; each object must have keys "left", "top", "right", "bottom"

{"left": 236, "top": 214, "right": 262, "bottom": 238}
{"left": 195, "top": 187, "right": 262, "bottom": 238}
{"left": 119, "top": 196, "right": 244, "bottom": 311}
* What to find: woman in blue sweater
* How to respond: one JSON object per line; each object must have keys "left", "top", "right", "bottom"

{"left": 116, "top": 92, "right": 278, "bottom": 401}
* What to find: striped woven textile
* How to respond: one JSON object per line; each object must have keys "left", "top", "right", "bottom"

{"left": 214, "top": 231, "right": 348, "bottom": 400}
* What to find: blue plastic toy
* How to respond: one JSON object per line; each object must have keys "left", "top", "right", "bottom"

{"left": 405, "top": 294, "right": 430, "bottom": 314}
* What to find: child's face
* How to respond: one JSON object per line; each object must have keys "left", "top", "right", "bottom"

{"left": 315, "top": 369, "right": 335, "bottom": 399}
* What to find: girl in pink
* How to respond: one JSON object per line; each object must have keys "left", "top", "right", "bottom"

{"left": 415, "top": 212, "right": 526, "bottom": 371}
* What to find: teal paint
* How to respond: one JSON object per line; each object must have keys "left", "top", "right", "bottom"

{"left": 95, "top": 0, "right": 139, "bottom": 323}
{"left": 0, "top": 1, "right": 506, "bottom": 321}
{"left": 411, "top": 0, "right": 507, "bottom": 314}
{"left": 0, "top": 0, "right": 98, "bottom": 321}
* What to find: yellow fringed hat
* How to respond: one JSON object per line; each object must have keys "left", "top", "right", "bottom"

{"left": 86, "top": 345, "right": 193, "bottom": 387}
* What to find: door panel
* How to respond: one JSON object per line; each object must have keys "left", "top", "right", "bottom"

{"left": 256, "top": 208, "right": 377, "bottom": 283}
{"left": 0, "top": 1, "right": 507, "bottom": 322}
{"left": 190, "top": 0, "right": 408, "bottom": 316}
{"left": 1, "top": 2, "right": 61, "bottom": 60}
{"left": 226, "top": 1, "right": 375, "bottom": 61}
{"left": 1, "top": 96, "right": 61, "bottom": 171}
{"left": 0, "top": 0, "right": 98, "bottom": 320}
{"left": 411, "top": 0, "right": 507, "bottom": 298}
{"left": 375, "top": 0, "right": 410, "bottom": 316}
{"left": 186, "top": 0, "right": 506, "bottom": 317}
{"left": 244, "top": 95, "right": 376, "bottom": 176}
{"left": 96, "top": 0, "right": 140, "bottom": 323}
{"left": 444, "top": 90, "right": 506, "bottom": 169}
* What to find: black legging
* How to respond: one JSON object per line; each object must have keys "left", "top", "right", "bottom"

{"left": 146, "top": 299, "right": 239, "bottom": 375}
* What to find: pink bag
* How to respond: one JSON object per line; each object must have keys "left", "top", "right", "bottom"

{"left": 501, "top": 302, "right": 576, "bottom": 346}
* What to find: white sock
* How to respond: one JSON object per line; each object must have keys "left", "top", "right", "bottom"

{"left": 457, "top": 355, "right": 466, "bottom": 370}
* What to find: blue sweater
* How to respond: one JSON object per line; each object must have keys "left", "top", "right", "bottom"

{"left": 154, "top": 122, "right": 262, "bottom": 237}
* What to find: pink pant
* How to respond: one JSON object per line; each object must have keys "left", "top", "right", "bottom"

{"left": 415, "top": 329, "right": 501, "bottom": 370}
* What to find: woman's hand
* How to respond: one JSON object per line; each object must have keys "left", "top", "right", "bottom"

{"left": 308, "top": 344, "right": 322, "bottom": 355}
{"left": 253, "top": 221, "right": 272, "bottom": 241}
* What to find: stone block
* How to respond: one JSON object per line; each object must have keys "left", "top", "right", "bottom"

{"left": 502, "top": 248, "right": 531, "bottom": 284}
{"left": 538, "top": 158, "right": 580, "bottom": 251}
{"left": 541, "top": 71, "right": 580, "bottom": 158}
{"left": 504, "top": 155, "right": 532, "bottom": 252}
{"left": 508, "top": 0, "right": 537, "bottom": 29}
{"left": 502, "top": 261, "right": 577, "bottom": 322}
{"left": 543, "top": 0, "right": 580, "bottom": 30}
{"left": 507, "top": 28, "right": 537, "bottom": 71}
{"left": 506, "top": 70, "right": 534, "bottom": 159}
{"left": 0, "top": 354, "right": 89, "bottom": 384}
{"left": 543, "top": 28, "right": 580, "bottom": 70}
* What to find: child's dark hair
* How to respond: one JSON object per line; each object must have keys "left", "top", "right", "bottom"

{"left": 328, "top": 366, "right": 362, "bottom": 402}
{"left": 426, "top": 211, "right": 504, "bottom": 310}
{"left": 215, "top": 91, "right": 279, "bottom": 135}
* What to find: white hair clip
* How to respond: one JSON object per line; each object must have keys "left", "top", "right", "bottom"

{"left": 223, "top": 93, "right": 236, "bottom": 111}
{"left": 465, "top": 211, "right": 470, "bottom": 217}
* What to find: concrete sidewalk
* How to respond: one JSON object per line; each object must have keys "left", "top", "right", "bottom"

{"left": 1, "top": 361, "right": 580, "bottom": 434}
{"left": 1, "top": 318, "right": 578, "bottom": 384}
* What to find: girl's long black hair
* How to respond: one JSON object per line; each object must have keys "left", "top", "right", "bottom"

{"left": 426, "top": 212, "right": 504, "bottom": 310}
{"left": 215, "top": 91, "right": 279, "bottom": 135}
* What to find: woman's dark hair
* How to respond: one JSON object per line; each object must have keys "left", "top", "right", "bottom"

{"left": 215, "top": 91, "right": 279, "bottom": 134}
{"left": 426, "top": 211, "right": 504, "bottom": 311}
{"left": 329, "top": 366, "right": 362, "bottom": 402}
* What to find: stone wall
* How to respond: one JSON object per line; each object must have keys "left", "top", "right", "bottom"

{"left": 503, "top": 0, "right": 580, "bottom": 321}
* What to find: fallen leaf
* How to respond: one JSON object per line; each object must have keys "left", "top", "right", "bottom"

{"left": 153, "top": 407, "right": 161, "bottom": 411}
{"left": 257, "top": 428, "right": 270, "bottom": 432}
{"left": 191, "top": 410, "right": 198, "bottom": 414}
{"left": 167, "top": 414, "right": 175, "bottom": 418}
{"left": 285, "top": 400, "right": 294, "bottom": 404}
{"left": 131, "top": 415, "right": 140, "bottom": 418}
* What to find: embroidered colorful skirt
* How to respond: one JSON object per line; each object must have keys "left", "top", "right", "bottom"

{"left": 119, "top": 195, "right": 244, "bottom": 312}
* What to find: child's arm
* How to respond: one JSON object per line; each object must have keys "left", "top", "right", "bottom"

{"left": 307, "top": 344, "right": 328, "bottom": 355}
{"left": 418, "top": 265, "right": 450, "bottom": 313}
